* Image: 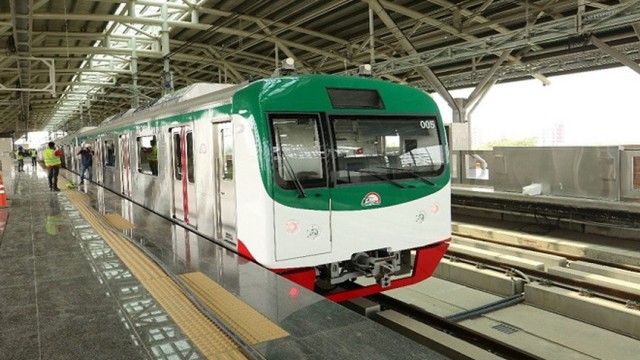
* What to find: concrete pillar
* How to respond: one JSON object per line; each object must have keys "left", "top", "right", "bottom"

{"left": 450, "top": 98, "right": 472, "bottom": 151}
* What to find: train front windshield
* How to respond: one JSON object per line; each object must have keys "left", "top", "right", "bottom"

{"left": 270, "top": 114, "right": 445, "bottom": 189}
{"left": 332, "top": 115, "right": 445, "bottom": 185}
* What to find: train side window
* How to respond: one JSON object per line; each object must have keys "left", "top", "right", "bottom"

{"left": 137, "top": 135, "right": 157, "bottom": 176}
{"left": 187, "top": 132, "right": 195, "bottom": 182}
{"left": 221, "top": 127, "right": 233, "bottom": 180}
{"left": 173, "top": 133, "right": 182, "bottom": 180}
{"left": 104, "top": 140, "right": 116, "bottom": 167}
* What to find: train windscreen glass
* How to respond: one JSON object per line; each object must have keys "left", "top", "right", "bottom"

{"left": 332, "top": 115, "right": 444, "bottom": 185}
{"left": 270, "top": 114, "right": 327, "bottom": 189}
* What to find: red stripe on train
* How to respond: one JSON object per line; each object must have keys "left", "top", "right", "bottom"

{"left": 237, "top": 238, "right": 450, "bottom": 302}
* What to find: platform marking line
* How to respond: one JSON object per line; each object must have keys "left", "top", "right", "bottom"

{"left": 179, "top": 272, "right": 290, "bottom": 344}
{"left": 62, "top": 189, "right": 249, "bottom": 359}
{"left": 103, "top": 213, "right": 136, "bottom": 230}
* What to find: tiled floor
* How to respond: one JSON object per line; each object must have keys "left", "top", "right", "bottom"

{"left": 0, "top": 165, "right": 449, "bottom": 360}
{"left": 0, "top": 168, "right": 194, "bottom": 360}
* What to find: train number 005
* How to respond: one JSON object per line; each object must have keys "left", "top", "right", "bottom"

{"left": 420, "top": 120, "right": 436, "bottom": 129}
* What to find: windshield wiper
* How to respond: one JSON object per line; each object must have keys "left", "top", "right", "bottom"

{"left": 357, "top": 169, "right": 406, "bottom": 188}
{"left": 378, "top": 166, "right": 435, "bottom": 186}
{"left": 280, "top": 150, "right": 307, "bottom": 198}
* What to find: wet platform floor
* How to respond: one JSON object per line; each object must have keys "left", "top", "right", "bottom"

{"left": 0, "top": 165, "right": 448, "bottom": 360}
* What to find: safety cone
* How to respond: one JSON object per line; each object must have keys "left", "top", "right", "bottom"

{"left": 0, "top": 175, "right": 7, "bottom": 207}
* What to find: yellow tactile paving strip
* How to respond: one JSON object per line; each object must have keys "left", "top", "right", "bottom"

{"left": 180, "top": 272, "right": 289, "bottom": 344}
{"left": 61, "top": 188, "right": 266, "bottom": 359}
{"left": 103, "top": 213, "right": 135, "bottom": 230}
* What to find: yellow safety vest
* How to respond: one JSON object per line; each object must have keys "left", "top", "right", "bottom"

{"left": 147, "top": 145, "right": 158, "bottom": 161}
{"left": 30, "top": 149, "right": 37, "bottom": 157}
{"left": 44, "top": 148, "right": 61, "bottom": 166}
{"left": 15, "top": 150, "right": 23, "bottom": 160}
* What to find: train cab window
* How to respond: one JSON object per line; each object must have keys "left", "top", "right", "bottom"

{"left": 269, "top": 114, "right": 326, "bottom": 189}
{"left": 104, "top": 140, "right": 116, "bottom": 167}
{"left": 332, "top": 115, "right": 445, "bottom": 185}
{"left": 172, "top": 132, "right": 194, "bottom": 182}
{"left": 137, "top": 135, "right": 158, "bottom": 176}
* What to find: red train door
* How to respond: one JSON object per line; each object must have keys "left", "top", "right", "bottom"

{"left": 171, "top": 126, "right": 198, "bottom": 227}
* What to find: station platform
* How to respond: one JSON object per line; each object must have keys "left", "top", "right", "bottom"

{"left": 452, "top": 184, "right": 640, "bottom": 241}
{"left": 0, "top": 164, "right": 448, "bottom": 360}
{"left": 452, "top": 184, "right": 640, "bottom": 214}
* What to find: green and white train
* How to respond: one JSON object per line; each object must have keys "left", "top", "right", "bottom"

{"left": 59, "top": 72, "right": 451, "bottom": 302}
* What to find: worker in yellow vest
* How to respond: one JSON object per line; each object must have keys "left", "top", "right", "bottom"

{"left": 43, "top": 141, "right": 62, "bottom": 191}
{"left": 143, "top": 139, "right": 159, "bottom": 175}
{"left": 30, "top": 148, "right": 37, "bottom": 167}
{"left": 15, "top": 146, "right": 24, "bottom": 172}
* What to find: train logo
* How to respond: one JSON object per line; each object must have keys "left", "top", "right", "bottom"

{"left": 361, "top": 192, "right": 381, "bottom": 207}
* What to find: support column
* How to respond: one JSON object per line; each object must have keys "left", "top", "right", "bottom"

{"left": 131, "top": 57, "right": 139, "bottom": 108}
{"left": 449, "top": 50, "right": 511, "bottom": 151}
{"left": 369, "top": 7, "right": 375, "bottom": 65}
{"left": 130, "top": 37, "right": 139, "bottom": 108}
{"left": 450, "top": 98, "right": 472, "bottom": 151}
{"left": 160, "top": 4, "right": 173, "bottom": 94}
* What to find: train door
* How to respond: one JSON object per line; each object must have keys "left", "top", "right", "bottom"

{"left": 95, "top": 138, "right": 104, "bottom": 184}
{"left": 171, "top": 126, "right": 198, "bottom": 227}
{"left": 270, "top": 114, "right": 331, "bottom": 260}
{"left": 213, "top": 121, "right": 236, "bottom": 243}
{"left": 119, "top": 134, "right": 132, "bottom": 196}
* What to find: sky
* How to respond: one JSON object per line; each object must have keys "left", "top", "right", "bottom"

{"left": 15, "top": 131, "right": 49, "bottom": 149}
{"left": 432, "top": 66, "right": 640, "bottom": 149}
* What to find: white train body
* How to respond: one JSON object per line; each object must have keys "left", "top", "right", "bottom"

{"left": 59, "top": 75, "right": 451, "bottom": 301}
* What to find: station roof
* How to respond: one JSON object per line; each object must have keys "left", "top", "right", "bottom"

{"left": 1, "top": 0, "right": 639, "bottom": 137}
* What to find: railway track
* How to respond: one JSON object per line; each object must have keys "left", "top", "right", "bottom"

{"left": 345, "top": 219, "right": 640, "bottom": 359}
{"left": 362, "top": 293, "right": 541, "bottom": 360}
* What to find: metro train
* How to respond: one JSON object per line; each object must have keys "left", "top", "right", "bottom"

{"left": 55, "top": 69, "right": 451, "bottom": 301}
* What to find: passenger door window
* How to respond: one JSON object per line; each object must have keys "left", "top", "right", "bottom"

{"left": 104, "top": 140, "right": 116, "bottom": 167}
{"left": 137, "top": 135, "right": 157, "bottom": 175}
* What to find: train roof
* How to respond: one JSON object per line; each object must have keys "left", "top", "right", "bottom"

{"left": 66, "top": 74, "right": 432, "bottom": 141}
{"left": 137, "top": 83, "right": 234, "bottom": 111}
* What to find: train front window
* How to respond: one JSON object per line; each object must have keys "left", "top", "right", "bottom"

{"left": 270, "top": 114, "right": 326, "bottom": 190}
{"left": 332, "top": 115, "right": 445, "bottom": 185}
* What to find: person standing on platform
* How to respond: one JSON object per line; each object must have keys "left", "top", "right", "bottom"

{"left": 30, "top": 148, "right": 37, "bottom": 168}
{"left": 77, "top": 145, "right": 94, "bottom": 184}
{"left": 15, "top": 146, "right": 24, "bottom": 172}
{"left": 44, "top": 141, "right": 62, "bottom": 191}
